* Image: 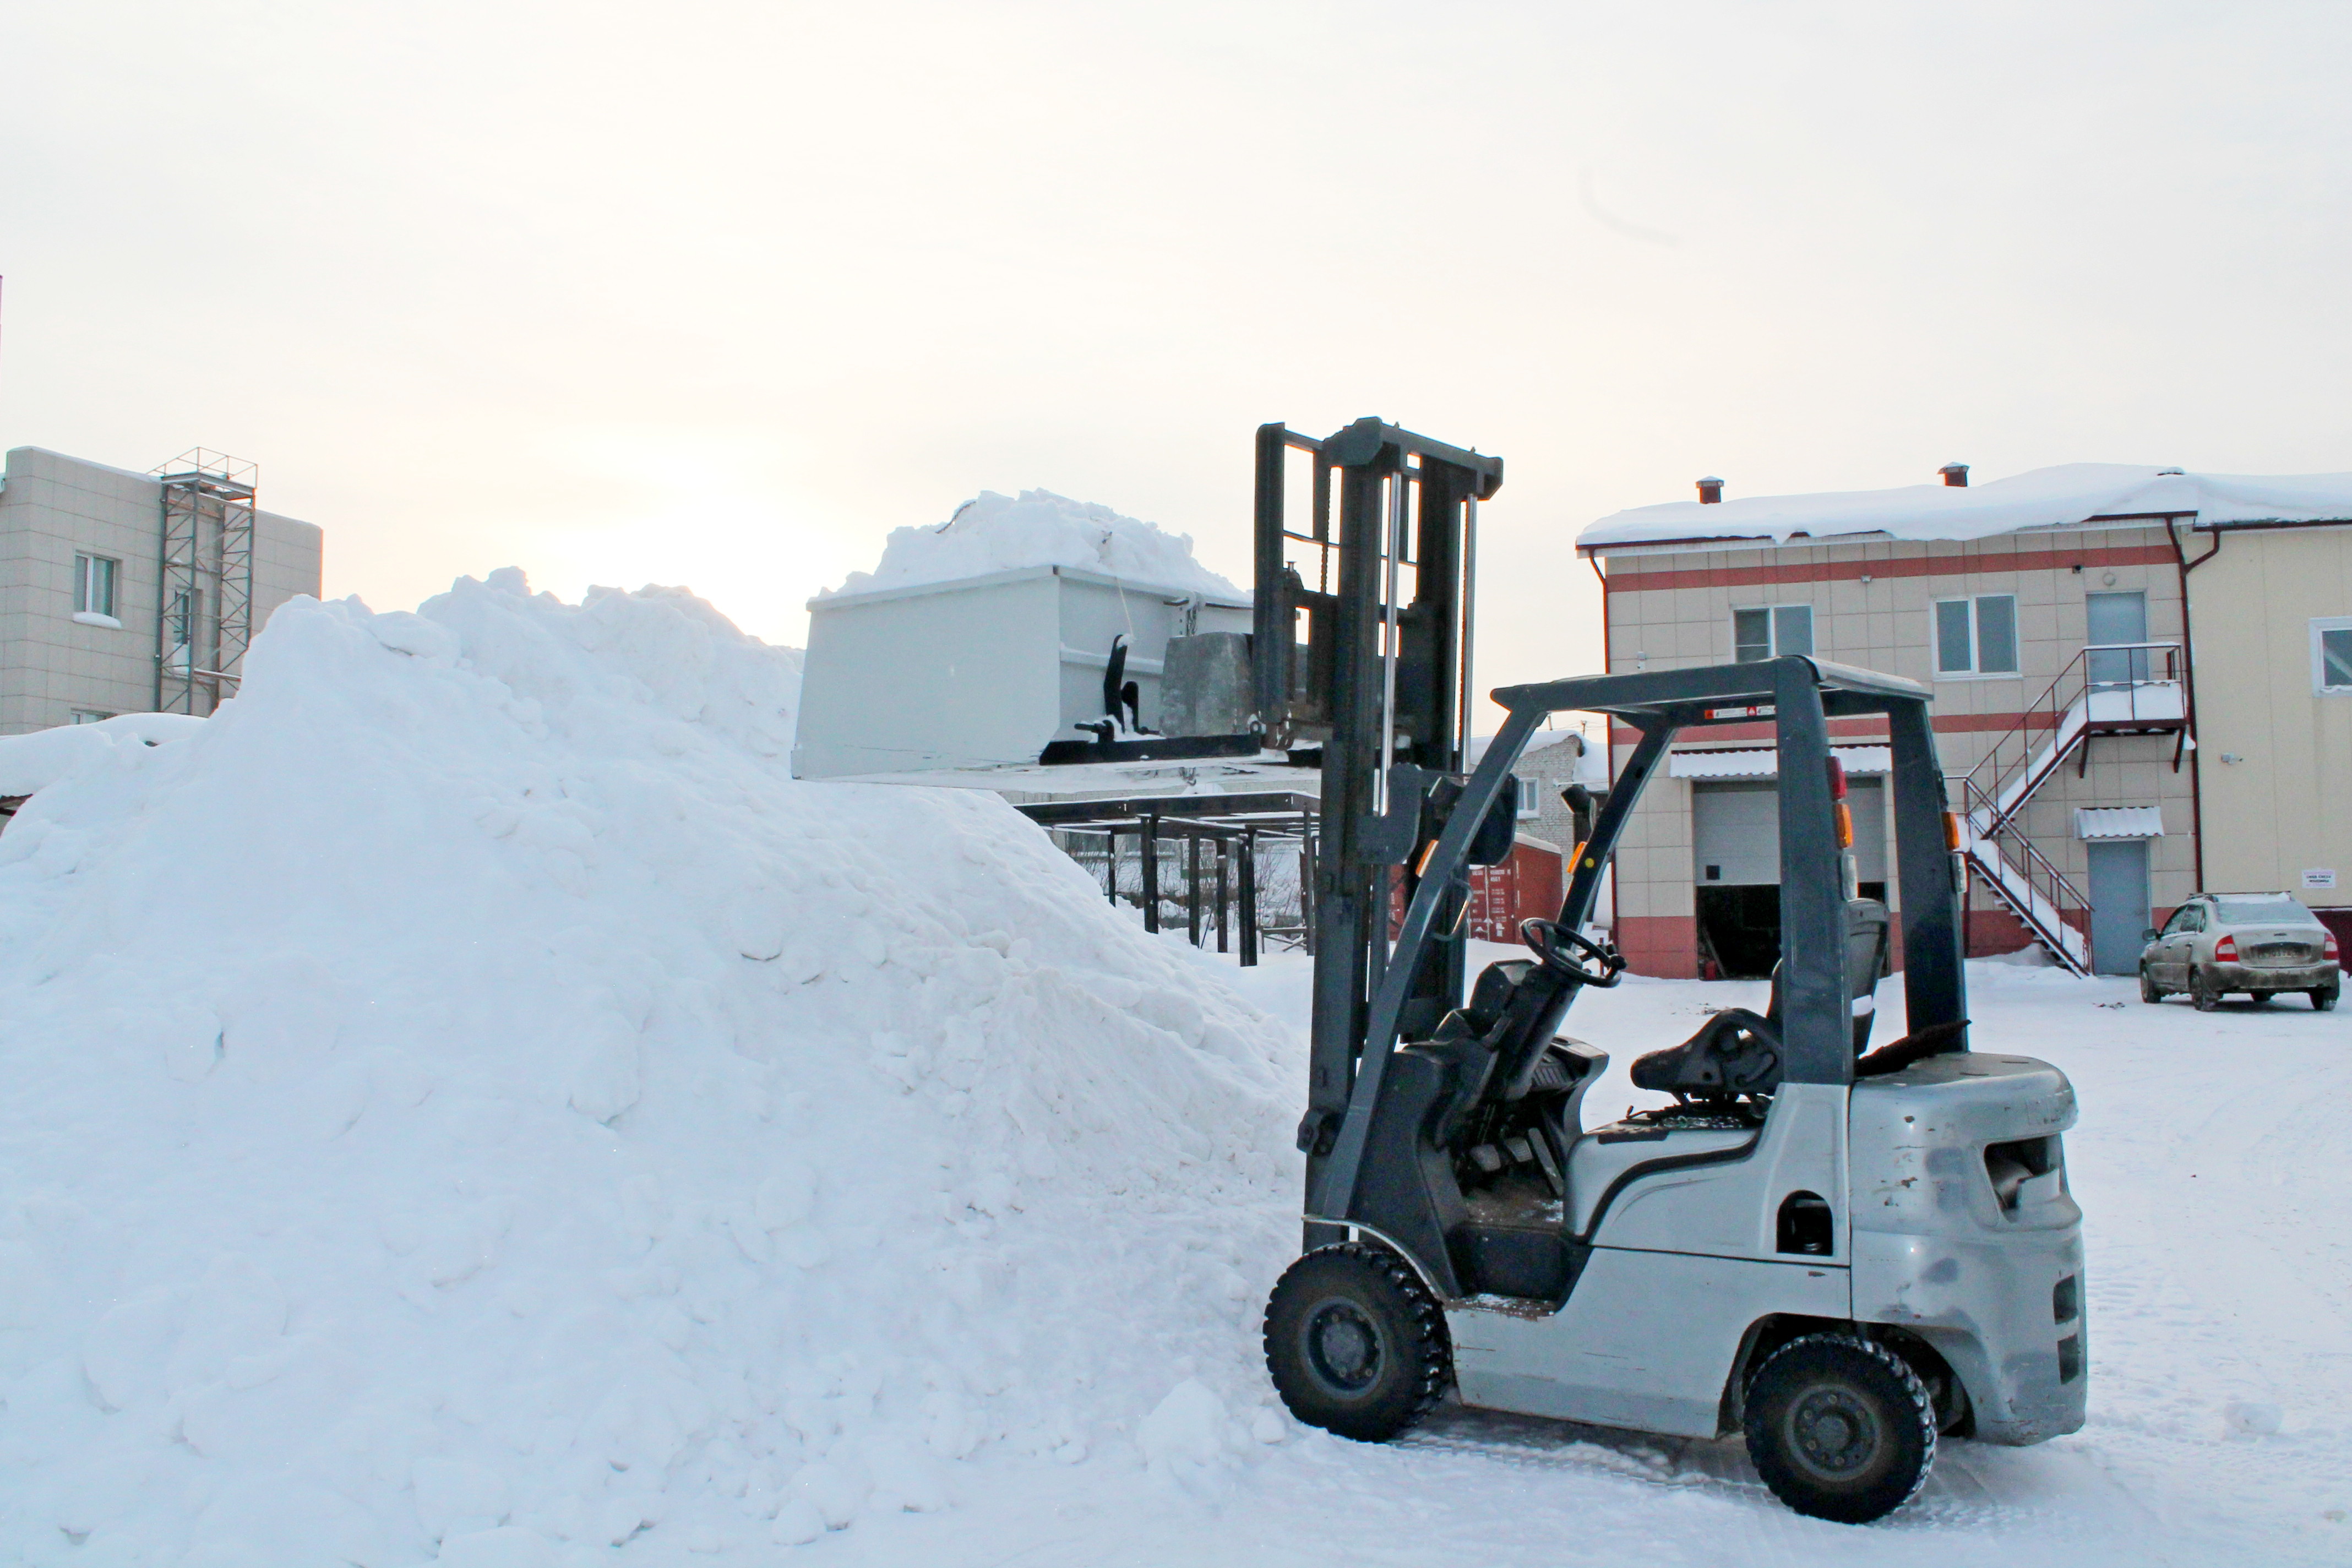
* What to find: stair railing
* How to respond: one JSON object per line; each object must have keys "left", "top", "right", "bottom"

{"left": 1957, "top": 777, "right": 2093, "bottom": 973}
{"left": 1961, "top": 641, "right": 2182, "bottom": 839}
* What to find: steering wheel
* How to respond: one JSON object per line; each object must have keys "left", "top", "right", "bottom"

{"left": 1520, "top": 918, "right": 1627, "bottom": 988}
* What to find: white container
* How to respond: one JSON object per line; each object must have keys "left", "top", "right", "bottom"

{"left": 792, "top": 565, "right": 1250, "bottom": 779}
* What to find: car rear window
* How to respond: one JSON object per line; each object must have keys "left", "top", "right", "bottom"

{"left": 2214, "top": 897, "right": 2312, "bottom": 925}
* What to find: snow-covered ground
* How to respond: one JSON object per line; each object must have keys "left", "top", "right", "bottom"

{"left": 1110, "top": 945, "right": 2352, "bottom": 1568}
{"left": 0, "top": 576, "right": 2343, "bottom": 1565}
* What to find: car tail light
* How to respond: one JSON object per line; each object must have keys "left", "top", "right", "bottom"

{"left": 2213, "top": 934, "right": 2237, "bottom": 961}
{"left": 2327, "top": 932, "right": 2341, "bottom": 961}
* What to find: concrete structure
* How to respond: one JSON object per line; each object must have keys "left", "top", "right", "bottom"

{"left": 1, "top": 447, "right": 321, "bottom": 734}
{"left": 1506, "top": 728, "right": 1606, "bottom": 854}
{"left": 793, "top": 564, "right": 1251, "bottom": 779}
{"left": 1573, "top": 464, "right": 2352, "bottom": 978}
{"left": 2182, "top": 514, "right": 2352, "bottom": 951}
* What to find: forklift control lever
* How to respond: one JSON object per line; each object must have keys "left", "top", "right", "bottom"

{"left": 1520, "top": 918, "right": 1626, "bottom": 989}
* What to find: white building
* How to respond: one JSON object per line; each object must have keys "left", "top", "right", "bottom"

{"left": 1577, "top": 462, "right": 2352, "bottom": 978}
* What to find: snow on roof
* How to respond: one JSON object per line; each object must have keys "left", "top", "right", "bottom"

{"left": 826, "top": 488, "right": 1243, "bottom": 601}
{"left": 1578, "top": 464, "right": 2352, "bottom": 551}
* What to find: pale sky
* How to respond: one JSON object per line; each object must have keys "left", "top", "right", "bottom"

{"left": 7, "top": 2, "right": 2350, "bottom": 723}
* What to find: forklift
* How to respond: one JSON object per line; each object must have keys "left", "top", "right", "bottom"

{"left": 1249, "top": 422, "right": 2087, "bottom": 1523}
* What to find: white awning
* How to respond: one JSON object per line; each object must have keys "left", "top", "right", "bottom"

{"left": 2076, "top": 806, "right": 2164, "bottom": 840}
{"left": 1668, "top": 745, "right": 1892, "bottom": 781}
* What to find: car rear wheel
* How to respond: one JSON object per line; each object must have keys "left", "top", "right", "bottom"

{"left": 2315, "top": 984, "right": 2340, "bottom": 1012}
{"left": 2191, "top": 969, "right": 2220, "bottom": 1011}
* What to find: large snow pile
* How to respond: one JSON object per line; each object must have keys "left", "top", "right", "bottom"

{"left": 1579, "top": 462, "right": 2352, "bottom": 549}
{"left": 0, "top": 573, "right": 1297, "bottom": 1564}
{"left": 826, "top": 489, "right": 1242, "bottom": 600}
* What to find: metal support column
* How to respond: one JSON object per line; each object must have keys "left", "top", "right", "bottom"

{"left": 1239, "top": 829, "right": 1260, "bottom": 967}
{"left": 1215, "top": 838, "right": 1231, "bottom": 954}
{"left": 1186, "top": 834, "right": 1204, "bottom": 945}
{"left": 1140, "top": 814, "right": 1161, "bottom": 933}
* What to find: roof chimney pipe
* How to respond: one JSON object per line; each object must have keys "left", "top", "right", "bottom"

{"left": 1939, "top": 463, "right": 1969, "bottom": 488}
{"left": 1696, "top": 476, "right": 1724, "bottom": 504}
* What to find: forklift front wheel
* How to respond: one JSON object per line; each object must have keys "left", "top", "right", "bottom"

{"left": 1743, "top": 1334, "right": 1937, "bottom": 1524}
{"left": 1263, "top": 1243, "right": 1450, "bottom": 1442}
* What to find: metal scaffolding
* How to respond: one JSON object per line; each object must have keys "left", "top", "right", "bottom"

{"left": 153, "top": 449, "right": 257, "bottom": 716}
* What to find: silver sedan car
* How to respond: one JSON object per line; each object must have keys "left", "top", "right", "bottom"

{"left": 2140, "top": 892, "right": 2341, "bottom": 1011}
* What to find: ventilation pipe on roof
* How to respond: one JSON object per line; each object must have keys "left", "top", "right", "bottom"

{"left": 1696, "top": 476, "right": 1724, "bottom": 504}
{"left": 1939, "top": 463, "right": 1969, "bottom": 487}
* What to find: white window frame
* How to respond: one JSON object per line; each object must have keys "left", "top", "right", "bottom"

{"left": 74, "top": 552, "right": 119, "bottom": 619}
{"left": 1933, "top": 593, "right": 2020, "bottom": 678}
{"left": 70, "top": 710, "right": 111, "bottom": 725}
{"left": 2315, "top": 616, "right": 2352, "bottom": 695}
{"left": 1731, "top": 603, "right": 1814, "bottom": 662}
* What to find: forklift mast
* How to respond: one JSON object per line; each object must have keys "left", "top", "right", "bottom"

{"left": 1249, "top": 419, "right": 1505, "bottom": 1239}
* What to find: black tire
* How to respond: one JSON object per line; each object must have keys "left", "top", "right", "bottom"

{"left": 1744, "top": 1333, "right": 1937, "bottom": 1524}
{"left": 1263, "top": 1242, "right": 1450, "bottom": 1441}
{"left": 2139, "top": 965, "right": 2165, "bottom": 1003}
{"left": 2191, "top": 968, "right": 2220, "bottom": 1012}
{"left": 2315, "top": 986, "right": 2339, "bottom": 1012}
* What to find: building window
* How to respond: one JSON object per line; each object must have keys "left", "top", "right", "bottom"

{"left": 1934, "top": 594, "right": 2018, "bottom": 676}
{"left": 2316, "top": 617, "right": 2352, "bottom": 694}
{"left": 70, "top": 710, "right": 111, "bottom": 725}
{"left": 74, "top": 553, "right": 119, "bottom": 618}
{"left": 1733, "top": 604, "right": 1813, "bottom": 662}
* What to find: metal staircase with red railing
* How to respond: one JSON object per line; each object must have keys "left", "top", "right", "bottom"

{"left": 1953, "top": 643, "right": 2188, "bottom": 974}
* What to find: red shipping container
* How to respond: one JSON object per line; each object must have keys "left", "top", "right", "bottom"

{"left": 1389, "top": 837, "right": 1565, "bottom": 943}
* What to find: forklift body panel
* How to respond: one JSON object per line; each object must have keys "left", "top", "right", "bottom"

{"left": 1451, "top": 1249, "right": 1852, "bottom": 1438}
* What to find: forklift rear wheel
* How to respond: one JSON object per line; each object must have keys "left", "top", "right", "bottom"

{"left": 2191, "top": 970, "right": 2220, "bottom": 1011}
{"left": 1743, "top": 1334, "right": 1937, "bottom": 1524}
{"left": 2139, "top": 966, "right": 2165, "bottom": 1004}
{"left": 1263, "top": 1243, "right": 1450, "bottom": 1442}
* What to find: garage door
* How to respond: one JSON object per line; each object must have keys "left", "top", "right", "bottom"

{"left": 1693, "top": 782, "right": 1778, "bottom": 886}
{"left": 1692, "top": 779, "right": 1884, "bottom": 888}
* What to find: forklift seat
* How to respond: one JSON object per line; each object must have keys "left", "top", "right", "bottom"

{"left": 1627, "top": 899, "right": 1890, "bottom": 1103}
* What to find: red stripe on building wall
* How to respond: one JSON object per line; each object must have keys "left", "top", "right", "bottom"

{"left": 1602, "top": 542, "right": 2176, "bottom": 595}
{"left": 1609, "top": 710, "right": 2058, "bottom": 748}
